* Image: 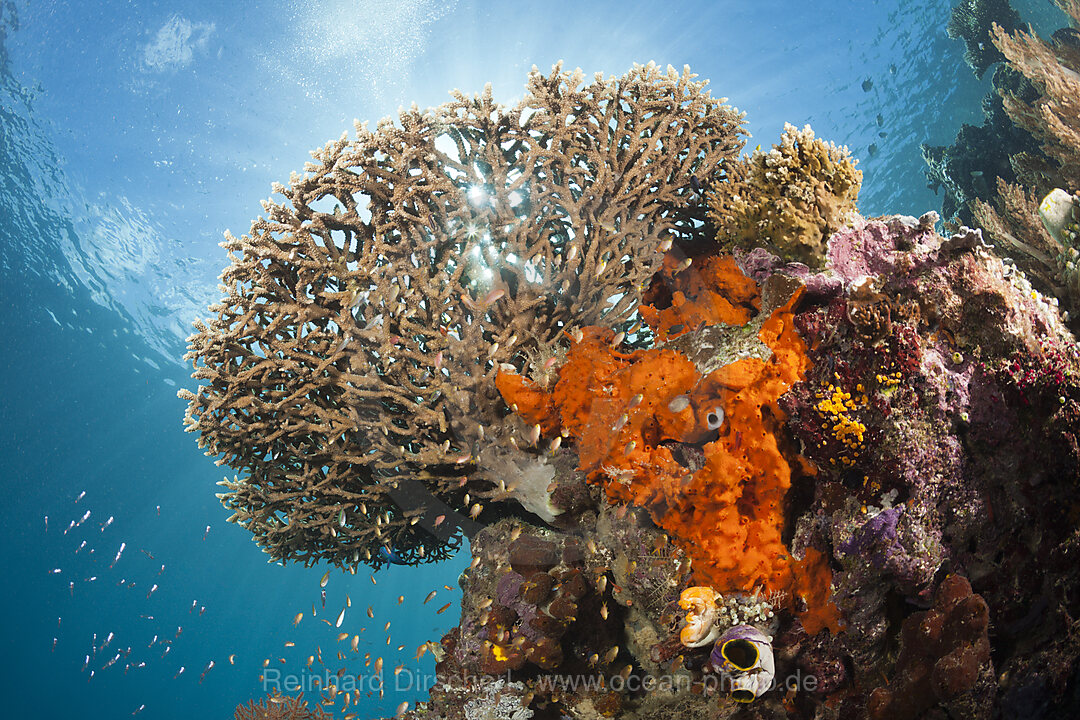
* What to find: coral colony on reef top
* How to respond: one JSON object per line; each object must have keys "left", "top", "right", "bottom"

{"left": 185, "top": 57, "right": 1080, "bottom": 719}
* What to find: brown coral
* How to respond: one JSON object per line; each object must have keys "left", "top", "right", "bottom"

{"left": 180, "top": 63, "right": 746, "bottom": 568}
{"left": 992, "top": 2, "right": 1080, "bottom": 190}
{"left": 457, "top": 521, "right": 621, "bottom": 683}
{"left": 866, "top": 575, "right": 993, "bottom": 720}
{"left": 234, "top": 695, "right": 330, "bottom": 720}
{"left": 707, "top": 123, "right": 861, "bottom": 268}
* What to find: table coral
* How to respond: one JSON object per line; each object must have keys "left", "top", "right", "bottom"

{"left": 181, "top": 62, "right": 746, "bottom": 569}
{"left": 208, "top": 61, "right": 1080, "bottom": 720}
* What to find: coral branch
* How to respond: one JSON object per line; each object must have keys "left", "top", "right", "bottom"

{"left": 181, "top": 63, "right": 746, "bottom": 567}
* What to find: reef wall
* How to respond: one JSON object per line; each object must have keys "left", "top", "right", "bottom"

{"left": 188, "top": 63, "right": 1080, "bottom": 719}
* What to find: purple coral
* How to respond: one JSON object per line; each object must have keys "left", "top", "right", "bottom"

{"left": 825, "top": 213, "right": 943, "bottom": 286}
{"left": 836, "top": 506, "right": 938, "bottom": 597}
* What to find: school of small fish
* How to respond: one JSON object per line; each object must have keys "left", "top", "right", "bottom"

{"left": 45, "top": 489, "right": 463, "bottom": 715}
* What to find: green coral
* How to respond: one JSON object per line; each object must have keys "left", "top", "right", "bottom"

{"left": 707, "top": 123, "right": 862, "bottom": 268}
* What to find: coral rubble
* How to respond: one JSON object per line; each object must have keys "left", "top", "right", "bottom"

{"left": 233, "top": 695, "right": 330, "bottom": 720}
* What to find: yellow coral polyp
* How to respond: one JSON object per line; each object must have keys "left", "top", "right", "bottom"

{"left": 816, "top": 382, "right": 866, "bottom": 457}
{"left": 876, "top": 370, "right": 903, "bottom": 389}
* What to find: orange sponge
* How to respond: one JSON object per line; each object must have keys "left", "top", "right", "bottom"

{"left": 640, "top": 254, "right": 760, "bottom": 339}
{"left": 496, "top": 264, "right": 841, "bottom": 633}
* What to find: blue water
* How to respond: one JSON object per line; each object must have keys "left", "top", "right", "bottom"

{"left": 0, "top": 1, "right": 1037, "bottom": 717}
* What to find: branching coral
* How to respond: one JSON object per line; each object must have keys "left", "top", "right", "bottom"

{"left": 189, "top": 53, "right": 1080, "bottom": 719}
{"left": 181, "top": 63, "right": 746, "bottom": 568}
{"left": 706, "top": 123, "right": 861, "bottom": 268}
{"left": 234, "top": 695, "right": 330, "bottom": 720}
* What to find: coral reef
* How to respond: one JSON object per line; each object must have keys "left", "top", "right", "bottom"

{"left": 920, "top": 63, "right": 1040, "bottom": 224}
{"left": 204, "top": 63, "right": 1080, "bottom": 720}
{"left": 462, "top": 679, "right": 534, "bottom": 720}
{"left": 775, "top": 213, "right": 1079, "bottom": 718}
{"left": 972, "top": 0, "right": 1080, "bottom": 312}
{"left": 410, "top": 674, "right": 536, "bottom": 720}
{"left": 181, "top": 63, "right": 745, "bottom": 568}
{"left": 706, "top": 123, "right": 861, "bottom": 268}
{"left": 494, "top": 269, "right": 842, "bottom": 635}
{"left": 992, "top": 1, "right": 1080, "bottom": 190}
{"left": 931, "top": 0, "right": 1080, "bottom": 314}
